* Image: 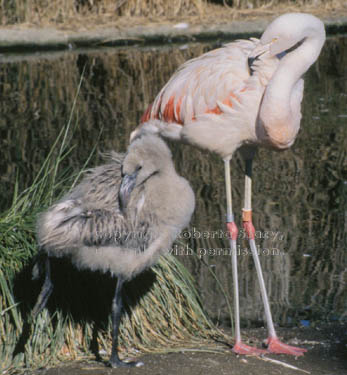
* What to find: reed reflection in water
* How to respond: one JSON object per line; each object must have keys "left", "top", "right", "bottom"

{"left": 0, "top": 36, "right": 346, "bottom": 326}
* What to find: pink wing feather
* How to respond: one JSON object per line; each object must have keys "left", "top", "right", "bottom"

{"left": 141, "top": 39, "right": 258, "bottom": 126}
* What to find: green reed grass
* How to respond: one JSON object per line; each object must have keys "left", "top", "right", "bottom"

{"left": 0, "top": 76, "right": 228, "bottom": 374}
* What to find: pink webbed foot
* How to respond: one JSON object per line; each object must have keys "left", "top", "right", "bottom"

{"left": 266, "top": 336, "right": 307, "bottom": 356}
{"left": 233, "top": 341, "right": 267, "bottom": 356}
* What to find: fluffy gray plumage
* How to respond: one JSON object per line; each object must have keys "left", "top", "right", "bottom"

{"left": 37, "top": 134, "right": 195, "bottom": 281}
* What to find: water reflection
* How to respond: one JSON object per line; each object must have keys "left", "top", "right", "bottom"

{"left": 0, "top": 36, "right": 346, "bottom": 326}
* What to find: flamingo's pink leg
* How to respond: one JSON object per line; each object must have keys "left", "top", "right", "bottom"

{"left": 243, "top": 158, "right": 307, "bottom": 357}
{"left": 225, "top": 159, "right": 267, "bottom": 356}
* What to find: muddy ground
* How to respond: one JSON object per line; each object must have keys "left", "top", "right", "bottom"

{"left": 28, "top": 323, "right": 346, "bottom": 375}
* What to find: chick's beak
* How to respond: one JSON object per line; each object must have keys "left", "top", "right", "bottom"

{"left": 119, "top": 169, "right": 139, "bottom": 213}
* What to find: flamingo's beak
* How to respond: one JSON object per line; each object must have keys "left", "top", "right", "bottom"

{"left": 249, "top": 41, "right": 272, "bottom": 58}
{"left": 248, "top": 41, "right": 274, "bottom": 74}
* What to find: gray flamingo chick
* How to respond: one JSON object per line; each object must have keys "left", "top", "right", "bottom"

{"left": 33, "top": 134, "right": 195, "bottom": 368}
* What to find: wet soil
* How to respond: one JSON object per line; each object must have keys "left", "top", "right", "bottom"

{"left": 28, "top": 323, "right": 347, "bottom": 375}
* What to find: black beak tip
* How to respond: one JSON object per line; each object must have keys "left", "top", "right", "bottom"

{"left": 247, "top": 56, "right": 259, "bottom": 75}
{"left": 119, "top": 194, "right": 126, "bottom": 214}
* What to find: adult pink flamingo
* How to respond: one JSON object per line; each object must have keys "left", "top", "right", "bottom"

{"left": 131, "top": 13, "right": 325, "bottom": 356}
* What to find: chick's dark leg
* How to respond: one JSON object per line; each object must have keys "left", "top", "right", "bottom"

{"left": 32, "top": 254, "right": 53, "bottom": 318}
{"left": 13, "top": 254, "right": 53, "bottom": 357}
{"left": 109, "top": 276, "right": 143, "bottom": 368}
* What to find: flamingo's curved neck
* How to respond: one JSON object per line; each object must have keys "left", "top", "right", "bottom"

{"left": 259, "top": 29, "right": 325, "bottom": 149}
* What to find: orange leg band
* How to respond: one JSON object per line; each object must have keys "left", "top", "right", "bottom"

{"left": 242, "top": 209, "right": 255, "bottom": 240}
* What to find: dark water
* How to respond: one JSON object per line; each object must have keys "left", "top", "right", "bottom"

{"left": 0, "top": 36, "right": 346, "bottom": 328}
